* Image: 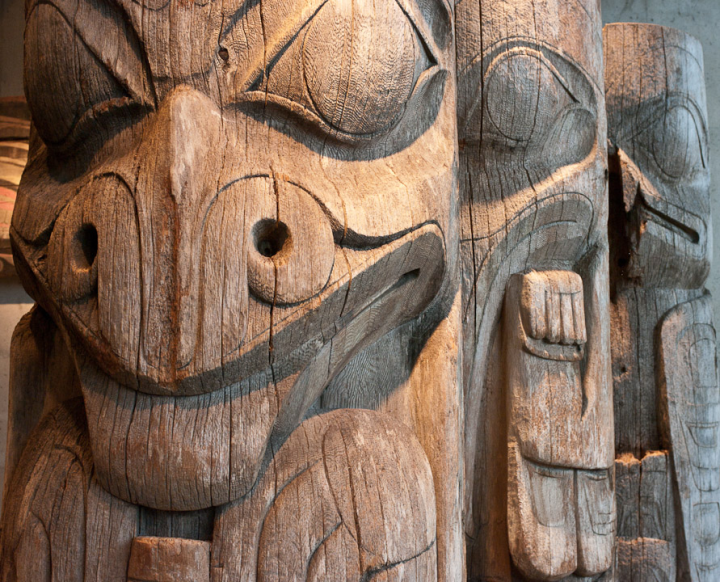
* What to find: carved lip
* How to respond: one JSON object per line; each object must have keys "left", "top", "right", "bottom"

{"left": 638, "top": 197, "right": 703, "bottom": 245}
{"left": 22, "top": 223, "right": 445, "bottom": 396}
{"left": 523, "top": 336, "right": 585, "bottom": 362}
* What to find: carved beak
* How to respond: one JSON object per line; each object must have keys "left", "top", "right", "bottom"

{"left": 610, "top": 147, "right": 709, "bottom": 286}
{"left": 30, "top": 86, "right": 446, "bottom": 395}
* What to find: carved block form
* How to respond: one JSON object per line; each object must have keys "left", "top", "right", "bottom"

{"left": 1, "top": 0, "right": 463, "bottom": 580}
{"left": 605, "top": 23, "right": 717, "bottom": 581}
{"left": 504, "top": 271, "right": 614, "bottom": 580}
{"left": 455, "top": 0, "right": 614, "bottom": 579}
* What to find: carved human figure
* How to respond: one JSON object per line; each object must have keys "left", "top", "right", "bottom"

{"left": 455, "top": 0, "right": 614, "bottom": 579}
{"left": 504, "top": 271, "right": 615, "bottom": 580}
{"left": 604, "top": 23, "right": 717, "bottom": 582}
{"left": 0, "top": 1, "right": 461, "bottom": 580}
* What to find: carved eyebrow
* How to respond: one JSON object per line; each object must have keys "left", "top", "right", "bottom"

{"left": 26, "top": 0, "right": 155, "bottom": 107}
{"left": 412, "top": 0, "right": 453, "bottom": 36}
{"left": 227, "top": 0, "right": 446, "bottom": 92}
{"left": 230, "top": 0, "right": 330, "bottom": 92}
{"left": 395, "top": 0, "right": 449, "bottom": 56}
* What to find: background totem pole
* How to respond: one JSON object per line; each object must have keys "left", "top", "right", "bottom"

{"left": 605, "top": 23, "right": 720, "bottom": 581}
{"left": 456, "top": 0, "right": 615, "bottom": 579}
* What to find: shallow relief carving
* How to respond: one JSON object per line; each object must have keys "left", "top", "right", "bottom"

{"left": 0, "top": 0, "right": 463, "bottom": 580}
{"left": 604, "top": 23, "right": 718, "bottom": 582}
{"left": 455, "top": 0, "right": 615, "bottom": 580}
{"left": 3, "top": 1, "right": 718, "bottom": 580}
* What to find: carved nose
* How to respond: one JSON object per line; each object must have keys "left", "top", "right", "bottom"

{"left": 133, "top": 87, "right": 225, "bottom": 382}
{"left": 245, "top": 178, "right": 335, "bottom": 306}
{"left": 48, "top": 87, "right": 335, "bottom": 391}
{"left": 134, "top": 90, "right": 334, "bottom": 386}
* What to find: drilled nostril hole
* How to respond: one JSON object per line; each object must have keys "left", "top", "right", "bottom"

{"left": 254, "top": 220, "right": 290, "bottom": 258}
{"left": 73, "top": 223, "right": 98, "bottom": 270}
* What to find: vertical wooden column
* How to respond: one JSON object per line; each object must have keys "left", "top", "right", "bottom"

{"left": 605, "top": 23, "right": 718, "bottom": 581}
{"left": 456, "top": 0, "right": 613, "bottom": 579}
{"left": 1, "top": 0, "right": 462, "bottom": 580}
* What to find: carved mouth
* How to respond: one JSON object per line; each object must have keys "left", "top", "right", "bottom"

{"left": 638, "top": 198, "right": 701, "bottom": 244}
{"left": 24, "top": 222, "right": 445, "bottom": 396}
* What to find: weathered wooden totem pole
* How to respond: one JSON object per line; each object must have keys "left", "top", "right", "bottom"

{"left": 0, "top": 0, "right": 464, "bottom": 580}
{"left": 4, "top": 0, "right": 720, "bottom": 579}
{"left": 456, "top": 0, "right": 615, "bottom": 580}
{"left": 605, "top": 23, "right": 719, "bottom": 581}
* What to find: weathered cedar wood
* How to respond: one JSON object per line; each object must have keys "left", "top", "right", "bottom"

{"left": 0, "top": 0, "right": 463, "bottom": 580}
{"left": 3, "top": 2, "right": 717, "bottom": 581}
{"left": 455, "top": 0, "right": 614, "bottom": 579}
{"left": 605, "top": 23, "right": 718, "bottom": 582}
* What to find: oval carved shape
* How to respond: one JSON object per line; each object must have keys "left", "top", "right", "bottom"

{"left": 303, "top": 0, "right": 420, "bottom": 135}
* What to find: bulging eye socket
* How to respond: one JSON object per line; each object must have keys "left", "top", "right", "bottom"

{"left": 540, "top": 106, "right": 597, "bottom": 169}
{"left": 623, "top": 95, "right": 708, "bottom": 185}
{"left": 238, "top": 0, "right": 443, "bottom": 145}
{"left": 461, "top": 44, "right": 598, "bottom": 161}
{"left": 649, "top": 106, "right": 706, "bottom": 181}
{"left": 302, "top": 0, "right": 431, "bottom": 136}
{"left": 24, "top": 1, "right": 153, "bottom": 159}
{"left": 484, "top": 52, "right": 568, "bottom": 145}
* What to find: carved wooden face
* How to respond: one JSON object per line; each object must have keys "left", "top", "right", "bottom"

{"left": 457, "top": 0, "right": 607, "bottom": 267}
{"left": 13, "top": 0, "right": 456, "bottom": 509}
{"left": 605, "top": 24, "right": 711, "bottom": 288}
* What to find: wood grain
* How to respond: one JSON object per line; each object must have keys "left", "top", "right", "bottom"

{"left": 605, "top": 23, "right": 714, "bottom": 582}
{"left": 455, "top": 0, "right": 612, "bottom": 579}
{"left": 2, "top": 0, "right": 461, "bottom": 580}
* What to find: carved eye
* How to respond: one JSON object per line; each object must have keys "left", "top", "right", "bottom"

{"left": 466, "top": 45, "right": 598, "bottom": 167}
{"left": 302, "top": 0, "right": 429, "bottom": 135}
{"left": 24, "top": 1, "right": 153, "bottom": 152}
{"left": 485, "top": 53, "right": 566, "bottom": 144}
{"left": 238, "top": 0, "right": 442, "bottom": 141}
{"left": 25, "top": 5, "right": 124, "bottom": 145}
{"left": 649, "top": 105, "right": 706, "bottom": 180}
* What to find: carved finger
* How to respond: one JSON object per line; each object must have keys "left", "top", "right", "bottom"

{"left": 546, "top": 281, "right": 562, "bottom": 343}
{"left": 572, "top": 290, "right": 587, "bottom": 344}
{"left": 522, "top": 273, "right": 547, "bottom": 340}
{"left": 560, "top": 291, "right": 576, "bottom": 344}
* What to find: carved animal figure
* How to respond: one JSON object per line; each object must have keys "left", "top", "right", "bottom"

{"left": 455, "top": 0, "right": 615, "bottom": 579}
{"left": 0, "top": 1, "right": 462, "bottom": 580}
{"left": 605, "top": 23, "right": 719, "bottom": 582}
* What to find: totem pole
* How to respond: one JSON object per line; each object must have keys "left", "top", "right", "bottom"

{"left": 456, "top": 0, "right": 615, "bottom": 580}
{"left": 0, "top": 0, "right": 463, "bottom": 580}
{"left": 605, "top": 23, "right": 719, "bottom": 581}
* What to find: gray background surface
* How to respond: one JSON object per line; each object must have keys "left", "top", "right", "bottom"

{"left": 0, "top": 0, "right": 719, "bottom": 510}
